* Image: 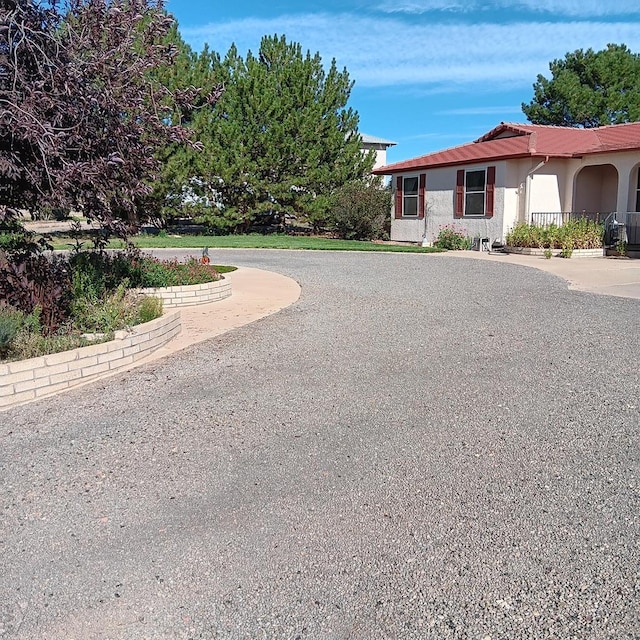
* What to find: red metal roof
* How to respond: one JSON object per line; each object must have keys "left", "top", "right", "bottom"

{"left": 373, "top": 121, "right": 640, "bottom": 174}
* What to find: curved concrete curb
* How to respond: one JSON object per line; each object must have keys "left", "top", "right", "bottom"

{"left": 0, "top": 310, "right": 181, "bottom": 411}
{"left": 438, "top": 250, "right": 640, "bottom": 300}
{"left": 144, "top": 266, "right": 302, "bottom": 359}
{"left": 138, "top": 277, "right": 231, "bottom": 307}
{"left": 1, "top": 266, "right": 302, "bottom": 410}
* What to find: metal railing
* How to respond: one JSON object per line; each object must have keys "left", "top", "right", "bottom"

{"left": 603, "top": 212, "right": 640, "bottom": 247}
{"left": 531, "top": 211, "right": 606, "bottom": 226}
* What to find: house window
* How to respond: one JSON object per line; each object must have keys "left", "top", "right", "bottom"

{"left": 464, "top": 170, "right": 486, "bottom": 216}
{"left": 636, "top": 170, "right": 640, "bottom": 212}
{"left": 403, "top": 176, "right": 419, "bottom": 216}
{"left": 395, "top": 174, "right": 426, "bottom": 219}
{"left": 455, "top": 166, "right": 495, "bottom": 219}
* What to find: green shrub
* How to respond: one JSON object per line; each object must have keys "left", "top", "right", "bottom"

{"left": 433, "top": 224, "right": 472, "bottom": 250}
{"left": 68, "top": 252, "right": 222, "bottom": 294}
{"left": 9, "top": 326, "right": 93, "bottom": 361}
{"left": 136, "top": 296, "right": 163, "bottom": 324}
{"left": 70, "top": 253, "right": 107, "bottom": 301}
{"left": 72, "top": 285, "right": 165, "bottom": 334}
{"left": 328, "top": 181, "right": 391, "bottom": 240}
{"left": 71, "top": 284, "right": 137, "bottom": 333}
{"left": 69, "top": 250, "right": 141, "bottom": 297}
{"left": 0, "top": 306, "right": 24, "bottom": 358}
{"left": 134, "top": 257, "right": 175, "bottom": 287}
{"left": 135, "top": 257, "right": 221, "bottom": 288}
{"left": 506, "top": 220, "right": 603, "bottom": 250}
{"left": 1, "top": 306, "right": 99, "bottom": 362}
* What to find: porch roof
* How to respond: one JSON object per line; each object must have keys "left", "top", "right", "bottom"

{"left": 373, "top": 121, "right": 640, "bottom": 174}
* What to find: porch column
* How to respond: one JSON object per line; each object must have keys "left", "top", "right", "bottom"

{"left": 616, "top": 161, "right": 633, "bottom": 213}
{"left": 564, "top": 160, "right": 581, "bottom": 212}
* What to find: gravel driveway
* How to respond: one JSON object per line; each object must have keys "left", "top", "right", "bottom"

{"left": 2, "top": 250, "right": 639, "bottom": 639}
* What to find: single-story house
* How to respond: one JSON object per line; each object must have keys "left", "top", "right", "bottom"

{"left": 361, "top": 133, "right": 397, "bottom": 172}
{"left": 372, "top": 121, "right": 640, "bottom": 245}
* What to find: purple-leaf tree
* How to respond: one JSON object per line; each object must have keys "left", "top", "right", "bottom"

{"left": 0, "top": 0, "right": 209, "bottom": 239}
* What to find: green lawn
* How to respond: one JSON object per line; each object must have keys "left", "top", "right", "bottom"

{"left": 52, "top": 233, "right": 442, "bottom": 253}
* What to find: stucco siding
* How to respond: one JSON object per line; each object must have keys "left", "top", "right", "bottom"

{"left": 390, "top": 218, "right": 424, "bottom": 242}
{"left": 372, "top": 148, "right": 388, "bottom": 171}
{"left": 503, "top": 161, "right": 523, "bottom": 235}
{"left": 391, "top": 162, "right": 510, "bottom": 244}
{"left": 530, "top": 174, "right": 562, "bottom": 212}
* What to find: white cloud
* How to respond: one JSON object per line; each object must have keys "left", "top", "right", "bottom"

{"left": 181, "top": 15, "right": 640, "bottom": 91}
{"left": 376, "top": 0, "right": 640, "bottom": 17}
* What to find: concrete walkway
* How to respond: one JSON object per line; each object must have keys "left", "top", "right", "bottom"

{"left": 443, "top": 250, "right": 640, "bottom": 300}
{"left": 145, "top": 265, "right": 301, "bottom": 363}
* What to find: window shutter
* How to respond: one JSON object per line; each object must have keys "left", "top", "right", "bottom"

{"left": 395, "top": 176, "right": 403, "bottom": 218}
{"left": 455, "top": 169, "right": 464, "bottom": 218}
{"left": 418, "top": 173, "right": 426, "bottom": 219}
{"left": 485, "top": 166, "right": 496, "bottom": 218}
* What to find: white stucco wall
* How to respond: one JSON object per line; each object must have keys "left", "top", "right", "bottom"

{"left": 563, "top": 151, "right": 640, "bottom": 213}
{"left": 362, "top": 143, "right": 392, "bottom": 171}
{"left": 526, "top": 158, "right": 569, "bottom": 216}
{"left": 389, "top": 149, "right": 640, "bottom": 244}
{"left": 390, "top": 162, "right": 512, "bottom": 244}
{"left": 503, "top": 160, "right": 523, "bottom": 233}
{"left": 530, "top": 174, "right": 562, "bottom": 212}
{"left": 372, "top": 148, "right": 388, "bottom": 171}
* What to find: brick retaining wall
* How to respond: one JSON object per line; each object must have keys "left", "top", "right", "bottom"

{"left": 504, "top": 246, "right": 604, "bottom": 258}
{"left": 0, "top": 310, "right": 181, "bottom": 410}
{"left": 138, "top": 278, "right": 231, "bottom": 308}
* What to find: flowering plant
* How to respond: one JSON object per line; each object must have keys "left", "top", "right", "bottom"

{"left": 433, "top": 224, "right": 471, "bottom": 250}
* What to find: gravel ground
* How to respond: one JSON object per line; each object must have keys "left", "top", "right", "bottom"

{"left": 1, "top": 250, "right": 639, "bottom": 639}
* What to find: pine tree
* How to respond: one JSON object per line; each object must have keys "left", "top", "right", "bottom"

{"left": 522, "top": 44, "right": 640, "bottom": 128}
{"left": 194, "top": 35, "right": 373, "bottom": 232}
{"left": 147, "top": 26, "right": 222, "bottom": 226}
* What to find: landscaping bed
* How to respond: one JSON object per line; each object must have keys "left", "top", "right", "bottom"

{"left": 505, "top": 220, "right": 604, "bottom": 258}
{"left": 0, "top": 249, "right": 227, "bottom": 363}
{"left": 504, "top": 246, "right": 603, "bottom": 258}
{"left": 0, "top": 310, "right": 180, "bottom": 410}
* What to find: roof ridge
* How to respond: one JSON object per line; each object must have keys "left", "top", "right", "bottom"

{"left": 475, "top": 122, "right": 534, "bottom": 143}
{"left": 509, "top": 122, "right": 576, "bottom": 129}
{"left": 594, "top": 120, "right": 640, "bottom": 129}
{"left": 373, "top": 120, "right": 640, "bottom": 175}
{"left": 379, "top": 137, "right": 482, "bottom": 170}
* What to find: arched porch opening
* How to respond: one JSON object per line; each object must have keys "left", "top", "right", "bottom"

{"left": 573, "top": 164, "right": 618, "bottom": 214}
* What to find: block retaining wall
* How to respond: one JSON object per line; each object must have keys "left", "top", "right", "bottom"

{"left": 0, "top": 310, "right": 181, "bottom": 410}
{"left": 504, "top": 246, "right": 604, "bottom": 258}
{"left": 138, "top": 277, "right": 231, "bottom": 307}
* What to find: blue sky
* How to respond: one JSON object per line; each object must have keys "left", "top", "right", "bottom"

{"left": 166, "top": 0, "right": 640, "bottom": 166}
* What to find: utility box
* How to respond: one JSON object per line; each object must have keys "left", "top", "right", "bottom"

{"left": 472, "top": 237, "right": 490, "bottom": 252}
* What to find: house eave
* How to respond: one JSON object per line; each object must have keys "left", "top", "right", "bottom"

{"left": 372, "top": 151, "right": 560, "bottom": 175}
